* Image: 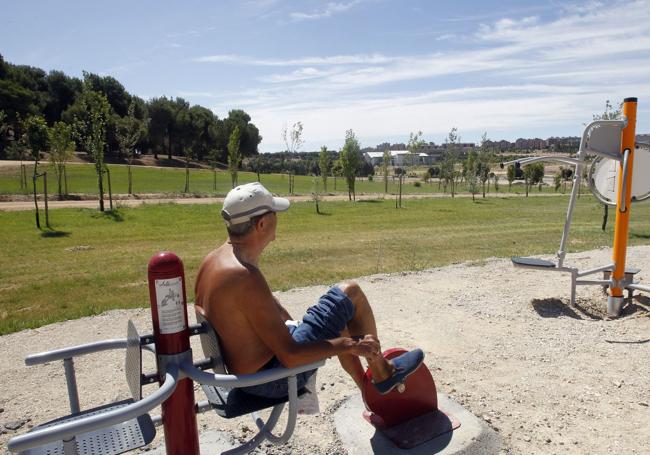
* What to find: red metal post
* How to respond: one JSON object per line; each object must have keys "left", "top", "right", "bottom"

{"left": 148, "top": 252, "right": 200, "bottom": 455}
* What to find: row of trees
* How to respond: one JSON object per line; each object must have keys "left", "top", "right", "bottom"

{"left": 0, "top": 53, "right": 261, "bottom": 166}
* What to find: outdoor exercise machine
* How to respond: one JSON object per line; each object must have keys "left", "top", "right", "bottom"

{"left": 501, "top": 97, "right": 650, "bottom": 316}
{"left": 7, "top": 252, "right": 453, "bottom": 454}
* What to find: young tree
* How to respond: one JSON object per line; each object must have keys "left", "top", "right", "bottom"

{"left": 318, "top": 145, "right": 331, "bottom": 192}
{"left": 311, "top": 177, "right": 322, "bottom": 214}
{"left": 477, "top": 132, "right": 491, "bottom": 198}
{"left": 523, "top": 163, "right": 544, "bottom": 197}
{"left": 23, "top": 115, "right": 50, "bottom": 176}
{"left": 282, "top": 121, "right": 304, "bottom": 154}
{"left": 593, "top": 99, "right": 622, "bottom": 121}
{"left": 228, "top": 125, "right": 242, "bottom": 188}
{"left": 207, "top": 148, "right": 221, "bottom": 191}
{"left": 339, "top": 129, "right": 362, "bottom": 201}
{"left": 115, "top": 101, "right": 145, "bottom": 194}
{"left": 443, "top": 127, "right": 460, "bottom": 197}
{"left": 73, "top": 85, "right": 112, "bottom": 211}
{"left": 382, "top": 150, "right": 391, "bottom": 194}
{"left": 465, "top": 149, "right": 480, "bottom": 201}
{"left": 506, "top": 164, "right": 516, "bottom": 191}
{"left": 48, "top": 121, "right": 74, "bottom": 197}
{"left": 407, "top": 130, "right": 424, "bottom": 167}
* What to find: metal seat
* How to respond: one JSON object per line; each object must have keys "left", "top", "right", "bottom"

{"left": 512, "top": 257, "right": 556, "bottom": 268}
{"left": 202, "top": 383, "right": 310, "bottom": 419}
{"left": 19, "top": 400, "right": 155, "bottom": 455}
{"left": 196, "top": 312, "right": 309, "bottom": 418}
{"left": 194, "top": 311, "right": 323, "bottom": 455}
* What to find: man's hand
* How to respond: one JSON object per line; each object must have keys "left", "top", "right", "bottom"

{"left": 346, "top": 334, "right": 381, "bottom": 360}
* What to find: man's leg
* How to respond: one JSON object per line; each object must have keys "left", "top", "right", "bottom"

{"left": 337, "top": 281, "right": 396, "bottom": 386}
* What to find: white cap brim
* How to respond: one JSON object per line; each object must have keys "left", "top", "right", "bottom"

{"left": 271, "top": 196, "right": 290, "bottom": 212}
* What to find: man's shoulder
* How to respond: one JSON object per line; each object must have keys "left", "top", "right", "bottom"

{"left": 199, "top": 249, "right": 266, "bottom": 289}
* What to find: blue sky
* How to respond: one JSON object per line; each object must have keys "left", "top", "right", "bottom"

{"left": 3, "top": 0, "right": 650, "bottom": 152}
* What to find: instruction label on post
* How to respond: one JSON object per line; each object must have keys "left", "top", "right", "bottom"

{"left": 155, "top": 277, "right": 186, "bottom": 334}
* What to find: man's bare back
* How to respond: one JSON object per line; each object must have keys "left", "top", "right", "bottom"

{"left": 195, "top": 243, "right": 282, "bottom": 374}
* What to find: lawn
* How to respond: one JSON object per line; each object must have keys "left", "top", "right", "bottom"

{"left": 1, "top": 195, "right": 649, "bottom": 335}
{"left": 0, "top": 162, "right": 558, "bottom": 197}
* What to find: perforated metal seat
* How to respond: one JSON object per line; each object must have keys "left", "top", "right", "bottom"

{"left": 512, "top": 257, "right": 556, "bottom": 268}
{"left": 19, "top": 400, "right": 155, "bottom": 455}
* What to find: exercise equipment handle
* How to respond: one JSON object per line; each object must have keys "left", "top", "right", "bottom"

{"left": 619, "top": 148, "right": 631, "bottom": 213}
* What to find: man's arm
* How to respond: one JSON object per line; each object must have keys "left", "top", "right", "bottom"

{"left": 240, "top": 270, "right": 376, "bottom": 368}
{"left": 273, "top": 296, "right": 293, "bottom": 322}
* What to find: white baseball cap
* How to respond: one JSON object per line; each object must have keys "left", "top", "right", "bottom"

{"left": 221, "top": 182, "right": 290, "bottom": 226}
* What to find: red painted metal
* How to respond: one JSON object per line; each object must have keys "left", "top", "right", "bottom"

{"left": 361, "top": 348, "right": 459, "bottom": 449}
{"left": 148, "top": 252, "right": 200, "bottom": 455}
{"left": 362, "top": 347, "right": 437, "bottom": 427}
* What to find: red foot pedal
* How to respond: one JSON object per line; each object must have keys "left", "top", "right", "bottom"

{"left": 361, "top": 347, "right": 460, "bottom": 449}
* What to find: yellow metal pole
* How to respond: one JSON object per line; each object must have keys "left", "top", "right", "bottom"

{"left": 608, "top": 97, "right": 637, "bottom": 316}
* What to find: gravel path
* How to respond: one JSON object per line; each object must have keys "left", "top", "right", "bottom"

{"left": 0, "top": 191, "right": 564, "bottom": 211}
{"left": 1, "top": 246, "right": 649, "bottom": 454}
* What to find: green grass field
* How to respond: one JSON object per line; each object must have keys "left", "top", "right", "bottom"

{"left": 0, "top": 162, "right": 558, "bottom": 196}
{"left": 1, "top": 195, "right": 649, "bottom": 335}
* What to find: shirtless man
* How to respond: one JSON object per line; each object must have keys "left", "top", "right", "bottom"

{"left": 195, "top": 182, "right": 423, "bottom": 398}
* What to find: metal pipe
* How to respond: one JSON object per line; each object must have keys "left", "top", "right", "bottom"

{"left": 557, "top": 154, "right": 584, "bottom": 267}
{"left": 501, "top": 156, "right": 581, "bottom": 167}
{"left": 576, "top": 279, "right": 612, "bottom": 286}
{"left": 258, "top": 375, "right": 298, "bottom": 445}
{"left": 180, "top": 358, "right": 324, "bottom": 388}
{"left": 619, "top": 148, "right": 631, "bottom": 213}
{"left": 7, "top": 365, "right": 178, "bottom": 453}
{"left": 223, "top": 406, "right": 284, "bottom": 455}
{"left": 63, "top": 358, "right": 81, "bottom": 414}
{"left": 577, "top": 263, "right": 616, "bottom": 278}
{"left": 25, "top": 333, "right": 158, "bottom": 365}
{"left": 627, "top": 283, "right": 650, "bottom": 293}
{"left": 25, "top": 339, "right": 128, "bottom": 366}
{"left": 195, "top": 400, "right": 212, "bottom": 415}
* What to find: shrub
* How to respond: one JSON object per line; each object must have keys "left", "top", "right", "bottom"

{"left": 413, "top": 181, "right": 421, "bottom": 187}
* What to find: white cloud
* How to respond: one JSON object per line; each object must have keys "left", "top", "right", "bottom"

{"left": 194, "top": 53, "right": 397, "bottom": 66}
{"left": 195, "top": 0, "right": 650, "bottom": 151}
{"left": 289, "top": 1, "right": 362, "bottom": 22}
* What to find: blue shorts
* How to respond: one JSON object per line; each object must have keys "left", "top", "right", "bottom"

{"left": 241, "top": 286, "right": 355, "bottom": 398}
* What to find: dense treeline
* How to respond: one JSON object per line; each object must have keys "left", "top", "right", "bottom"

{"left": 0, "top": 53, "right": 261, "bottom": 163}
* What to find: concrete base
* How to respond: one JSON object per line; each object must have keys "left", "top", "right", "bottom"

{"left": 148, "top": 430, "right": 238, "bottom": 454}
{"left": 334, "top": 393, "right": 501, "bottom": 454}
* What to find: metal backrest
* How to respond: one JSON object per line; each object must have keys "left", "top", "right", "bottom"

{"left": 195, "top": 312, "right": 227, "bottom": 374}
{"left": 125, "top": 320, "right": 142, "bottom": 401}
{"left": 581, "top": 120, "right": 624, "bottom": 160}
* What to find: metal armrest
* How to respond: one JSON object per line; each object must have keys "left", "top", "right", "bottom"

{"left": 25, "top": 339, "right": 129, "bottom": 366}
{"left": 181, "top": 358, "right": 325, "bottom": 388}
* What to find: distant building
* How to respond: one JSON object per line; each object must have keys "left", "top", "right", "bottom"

{"left": 363, "top": 150, "right": 417, "bottom": 166}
